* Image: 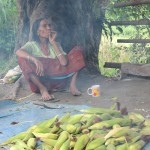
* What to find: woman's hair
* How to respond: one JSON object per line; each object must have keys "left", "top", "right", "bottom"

{"left": 32, "top": 18, "right": 44, "bottom": 42}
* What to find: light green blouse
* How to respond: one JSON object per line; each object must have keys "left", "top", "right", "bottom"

{"left": 21, "top": 41, "right": 66, "bottom": 58}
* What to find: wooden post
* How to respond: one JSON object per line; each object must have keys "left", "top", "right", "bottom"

{"left": 117, "top": 39, "right": 150, "bottom": 43}
{"left": 110, "top": 19, "right": 150, "bottom": 26}
{"left": 114, "top": 0, "right": 150, "bottom": 8}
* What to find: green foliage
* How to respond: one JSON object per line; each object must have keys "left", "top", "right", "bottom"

{"left": 0, "top": 0, "right": 18, "bottom": 55}
{"left": 99, "top": 0, "right": 150, "bottom": 76}
{"left": 0, "top": 55, "right": 18, "bottom": 75}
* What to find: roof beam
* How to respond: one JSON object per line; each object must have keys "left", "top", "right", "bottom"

{"left": 110, "top": 19, "right": 150, "bottom": 26}
{"left": 114, "top": 0, "right": 150, "bottom": 8}
{"left": 117, "top": 39, "right": 150, "bottom": 43}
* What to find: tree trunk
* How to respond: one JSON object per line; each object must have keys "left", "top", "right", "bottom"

{"left": 15, "top": 0, "right": 107, "bottom": 74}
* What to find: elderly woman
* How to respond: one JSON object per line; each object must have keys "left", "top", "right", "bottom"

{"left": 16, "top": 18, "right": 85, "bottom": 101}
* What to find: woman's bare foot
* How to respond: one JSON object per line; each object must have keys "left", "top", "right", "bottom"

{"left": 70, "top": 86, "right": 81, "bottom": 96}
{"left": 70, "top": 72, "right": 81, "bottom": 96}
{"left": 40, "top": 89, "right": 55, "bottom": 101}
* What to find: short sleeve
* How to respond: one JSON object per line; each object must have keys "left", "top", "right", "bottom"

{"left": 21, "top": 41, "right": 35, "bottom": 54}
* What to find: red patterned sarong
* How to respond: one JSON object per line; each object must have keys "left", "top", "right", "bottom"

{"left": 18, "top": 46, "right": 85, "bottom": 93}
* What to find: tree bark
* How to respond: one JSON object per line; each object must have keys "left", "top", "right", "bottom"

{"left": 114, "top": 0, "right": 150, "bottom": 8}
{"left": 15, "top": 0, "right": 107, "bottom": 74}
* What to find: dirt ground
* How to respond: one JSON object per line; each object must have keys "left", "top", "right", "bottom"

{"left": 0, "top": 72, "right": 150, "bottom": 118}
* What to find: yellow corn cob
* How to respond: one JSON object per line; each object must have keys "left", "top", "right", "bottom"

{"left": 89, "top": 130, "right": 108, "bottom": 138}
{"left": 85, "top": 138, "right": 105, "bottom": 149}
{"left": 89, "top": 122, "right": 110, "bottom": 130}
{"left": 41, "top": 143, "right": 53, "bottom": 150}
{"left": 27, "top": 125, "right": 38, "bottom": 132}
{"left": 10, "top": 145, "right": 21, "bottom": 150}
{"left": 116, "top": 143, "right": 128, "bottom": 150}
{"left": 74, "top": 123, "right": 82, "bottom": 134}
{"left": 13, "top": 139, "right": 29, "bottom": 149}
{"left": 89, "top": 118, "right": 130, "bottom": 130}
{"left": 128, "top": 140, "right": 145, "bottom": 150}
{"left": 144, "top": 120, "right": 150, "bottom": 126}
{"left": 27, "top": 138, "right": 36, "bottom": 149}
{"left": 106, "top": 144, "right": 116, "bottom": 150}
{"left": 104, "top": 127, "right": 130, "bottom": 140}
{"left": 114, "top": 136, "right": 126, "bottom": 145}
{"left": 113, "top": 124, "right": 121, "bottom": 129}
{"left": 128, "top": 112, "right": 145, "bottom": 125}
{"left": 67, "top": 114, "right": 83, "bottom": 124}
{"left": 40, "top": 138, "right": 57, "bottom": 147}
{"left": 80, "top": 107, "right": 121, "bottom": 116}
{"left": 0, "top": 132, "right": 27, "bottom": 146}
{"left": 100, "top": 113, "right": 112, "bottom": 121}
{"left": 70, "top": 140, "right": 76, "bottom": 149}
{"left": 130, "top": 135, "right": 141, "bottom": 144}
{"left": 95, "top": 145, "right": 106, "bottom": 150}
{"left": 91, "top": 133, "right": 106, "bottom": 140}
{"left": 140, "top": 126, "right": 150, "bottom": 135}
{"left": 22, "top": 132, "right": 34, "bottom": 142}
{"left": 56, "top": 128, "right": 63, "bottom": 134}
{"left": 114, "top": 129, "right": 139, "bottom": 139}
{"left": 105, "top": 138, "right": 116, "bottom": 146}
{"left": 74, "top": 134, "right": 90, "bottom": 150}
{"left": 59, "top": 139, "right": 70, "bottom": 150}
{"left": 82, "top": 115, "right": 102, "bottom": 129}
{"left": 32, "top": 132, "right": 58, "bottom": 139}
{"left": 37, "top": 115, "right": 58, "bottom": 128}
{"left": 60, "top": 124, "right": 77, "bottom": 134}
{"left": 53, "top": 131, "right": 69, "bottom": 150}
{"left": 59, "top": 113, "right": 70, "bottom": 123}
{"left": 32, "top": 126, "right": 52, "bottom": 133}
{"left": 50, "top": 125, "right": 60, "bottom": 133}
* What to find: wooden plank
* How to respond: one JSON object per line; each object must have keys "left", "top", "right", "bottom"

{"left": 117, "top": 39, "right": 150, "bottom": 43}
{"left": 121, "top": 63, "right": 150, "bottom": 77}
{"left": 104, "top": 62, "right": 150, "bottom": 77}
{"left": 110, "top": 19, "right": 150, "bottom": 26}
{"left": 104, "top": 62, "right": 121, "bottom": 69}
{"left": 114, "top": 0, "right": 150, "bottom": 8}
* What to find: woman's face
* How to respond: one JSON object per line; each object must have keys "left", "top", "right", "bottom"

{"left": 37, "top": 19, "right": 52, "bottom": 39}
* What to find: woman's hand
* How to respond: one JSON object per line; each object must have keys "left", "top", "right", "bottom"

{"left": 49, "top": 31, "right": 57, "bottom": 44}
{"left": 32, "top": 58, "right": 44, "bottom": 76}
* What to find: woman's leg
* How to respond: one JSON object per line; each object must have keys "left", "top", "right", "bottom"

{"left": 29, "top": 74, "right": 54, "bottom": 101}
{"left": 69, "top": 72, "right": 81, "bottom": 96}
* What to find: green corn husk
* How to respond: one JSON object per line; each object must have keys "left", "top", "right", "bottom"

{"left": 0, "top": 132, "right": 27, "bottom": 146}
{"left": 80, "top": 107, "right": 121, "bottom": 116}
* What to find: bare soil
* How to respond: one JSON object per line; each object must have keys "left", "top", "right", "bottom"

{"left": 0, "top": 72, "right": 150, "bottom": 118}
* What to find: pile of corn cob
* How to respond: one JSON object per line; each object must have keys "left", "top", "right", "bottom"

{"left": 0, "top": 106, "right": 150, "bottom": 150}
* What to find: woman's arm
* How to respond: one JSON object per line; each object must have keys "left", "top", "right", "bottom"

{"left": 16, "top": 49, "right": 35, "bottom": 61}
{"left": 16, "top": 49, "right": 44, "bottom": 76}
{"left": 49, "top": 31, "right": 68, "bottom": 66}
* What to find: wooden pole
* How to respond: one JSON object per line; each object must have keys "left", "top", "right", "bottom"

{"left": 114, "top": 0, "right": 150, "bottom": 8}
{"left": 110, "top": 19, "right": 150, "bottom": 26}
{"left": 117, "top": 39, "right": 150, "bottom": 43}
